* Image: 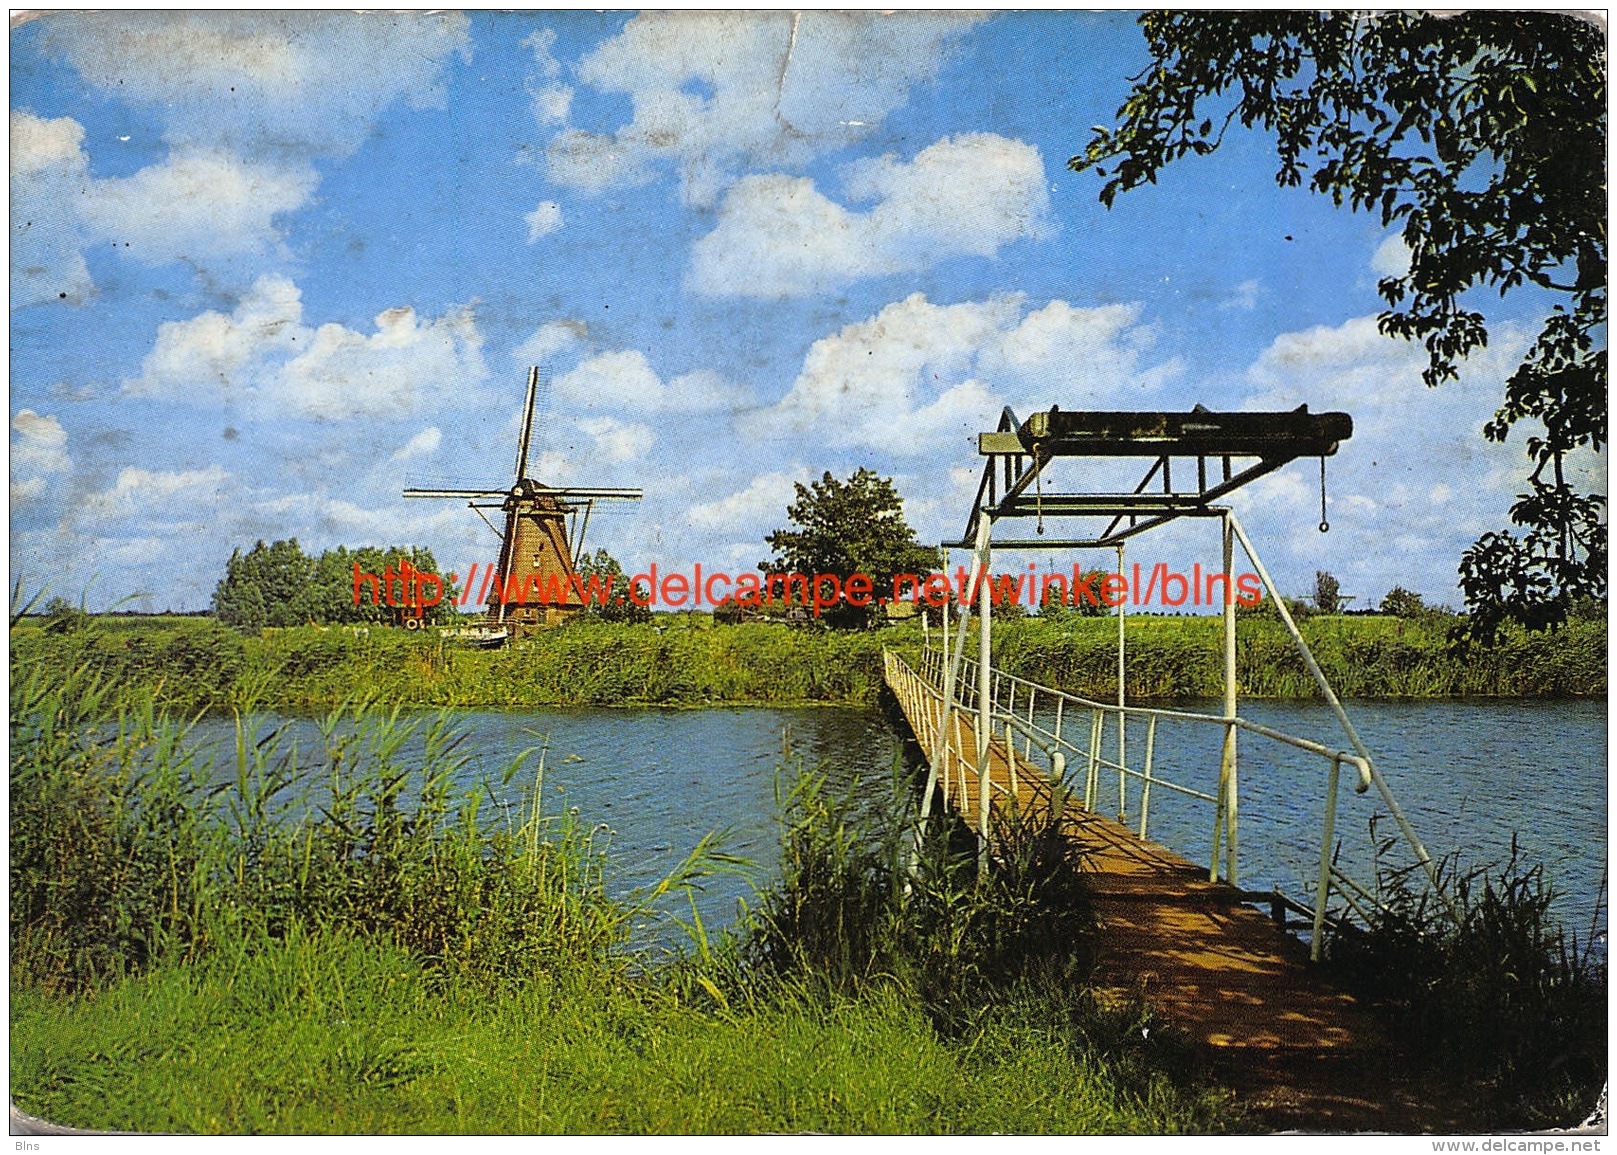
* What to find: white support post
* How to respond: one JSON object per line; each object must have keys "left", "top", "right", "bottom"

{"left": 1312, "top": 756, "right": 1342, "bottom": 962}
{"left": 1219, "top": 512, "right": 1239, "bottom": 886}
{"left": 1226, "top": 510, "right": 1453, "bottom": 912}
{"left": 975, "top": 515, "right": 994, "bottom": 874}
{"left": 1117, "top": 542, "right": 1128, "bottom": 820}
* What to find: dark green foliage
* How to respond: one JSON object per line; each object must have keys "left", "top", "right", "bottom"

{"left": 1378, "top": 586, "right": 1426, "bottom": 618}
{"left": 1325, "top": 839, "right": 1606, "bottom": 1129}
{"left": 762, "top": 468, "right": 941, "bottom": 629}
{"left": 1073, "top": 12, "right": 1606, "bottom": 642}
{"left": 1313, "top": 571, "right": 1341, "bottom": 614}
{"left": 745, "top": 766, "right": 1095, "bottom": 1032}
{"left": 575, "top": 548, "right": 651, "bottom": 624}
{"left": 212, "top": 539, "right": 315, "bottom": 628}
{"left": 212, "top": 539, "right": 459, "bottom": 628}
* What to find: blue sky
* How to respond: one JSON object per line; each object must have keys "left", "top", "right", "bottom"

{"left": 11, "top": 11, "right": 1587, "bottom": 613}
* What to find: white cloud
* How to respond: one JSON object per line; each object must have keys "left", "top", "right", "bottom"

{"left": 11, "top": 409, "right": 72, "bottom": 505}
{"left": 11, "top": 113, "right": 315, "bottom": 306}
{"left": 38, "top": 11, "right": 472, "bottom": 159}
{"left": 1221, "top": 279, "right": 1261, "bottom": 311}
{"left": 545, "top": 11, "right": 981, "bottom": 204}
{"left": 11, "top": 112, "right": 94, "bottom": 307}
{"left": 579, "top": 415, "right": 655, "bottom": 463}
{"left": 1371, "top": 234, "right": 1412, "bottom": 279}
{"left": 79, "top": 150, "right": 316, "bottom": 262}
{"left": 125, "top": 273, "right": 487, "bottom": 419}
{"left": 513, "top": 319, "right": 588, "bottom": 366}
{"left": 15, "top": 13, "right": 468, "bottom": 301}
{"left": 79, "top": 464, "right": 233, "bottom": 529}
{"left": 525, "top": 201, "right": 564, "bottom": 242}
{"left": 751, "top": 293, "right": 1178, "bottom": 454}
{"left": 392, "top": 427, "right": 442, "bottom": 461}
{"left": 525, "top": 30, "right": 575, "bottom": 126}
{"left": 554, "top": 349, "right": 749, "bottom": 414}
{"left": 690, "top": 133, "right": 1051, "bottom": 297}
{"left": 11, "top": 410, "right": 70, "bottom": 475}
{"left": 1235, "top": 313, "right": 1542, "bottom": 603}
{"left": 687, "top": 471, "right": 797, "bottom": 531}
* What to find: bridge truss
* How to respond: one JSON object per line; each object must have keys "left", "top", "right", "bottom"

{"left": 920, "top": 404, "right": 1451, "bottom": 958}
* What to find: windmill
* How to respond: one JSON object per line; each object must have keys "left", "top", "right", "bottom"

{"left": 404, "top": 367, "right": 642, "bottom": 636}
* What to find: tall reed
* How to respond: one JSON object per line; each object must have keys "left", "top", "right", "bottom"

{"left": 1324, "top": 835, "right": 1607, "bottom": 1129}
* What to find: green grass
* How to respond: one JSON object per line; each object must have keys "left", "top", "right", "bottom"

{"left": 8, "top": 646, "right": 1238, "bottom": 1135}
{"left": 10, "top": 929, "right": 1231, "bottom": 1134}
{"left": 9, "top": 611, "right": 1605, "bottom": 715}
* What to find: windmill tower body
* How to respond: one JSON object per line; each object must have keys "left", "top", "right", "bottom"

{"left": 491, "top": 485, "right": 585, "bottom": 629}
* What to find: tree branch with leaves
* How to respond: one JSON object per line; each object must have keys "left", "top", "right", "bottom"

{"left": 1072, "top": 11, "right": 1605, "bottom": 643}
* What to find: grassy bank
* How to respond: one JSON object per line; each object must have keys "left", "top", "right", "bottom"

{"left": 9, "top": 647, "right": 1603, "bottom": 1132}
{"left": 10, "top": 611, "right": 1605, "bottom": 714}
{"left": 8, "top": 657, "right": 1236, "bottom": 1134}
{"left": 11, "top": 933, "right": 1226, "bottom": 1134}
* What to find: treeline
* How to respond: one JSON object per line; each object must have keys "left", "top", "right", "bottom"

{"left": 10, "top": 613, "right": 1605, "bottom": 715}
{"left": 211, "top": 539, "right": 457, "bottom": 628}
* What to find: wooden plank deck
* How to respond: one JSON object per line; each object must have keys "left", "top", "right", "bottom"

{"left": 885, "top": 654, "right": 1382, "bottom": 1055}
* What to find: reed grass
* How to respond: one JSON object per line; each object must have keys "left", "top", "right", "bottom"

{"left": 1324, "top": 837, "right": 1607, "bottom": 1129}
{"left": 11, "top": 612, "right": 1603, "bottom": 714}
{"left": 8, "top": 643, "right": 1237, "bottom": 1134}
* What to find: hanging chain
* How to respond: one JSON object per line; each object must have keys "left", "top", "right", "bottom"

{"left": 1318, "top": 456, "right": 1330, "bottom": 533}
{"left": 1034, "top": 447, "right": 1046, "bottom": 535}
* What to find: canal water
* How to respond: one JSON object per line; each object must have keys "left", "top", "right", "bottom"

{"left": 189, "top": 698, "right": 1605, "bottom": 953}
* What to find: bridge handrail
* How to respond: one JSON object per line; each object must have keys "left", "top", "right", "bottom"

{"left": 940, "top": 649, "right": 1372, "bottom": 794}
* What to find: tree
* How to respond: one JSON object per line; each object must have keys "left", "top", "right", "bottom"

{"left": 1071, "top": 12, "right": 1605, "bottom": 643}
{"left": 576, "top": 548, "right": 651, "bottom": 625}
{"left": 1314, "top": 570, "right": 1342, "bottom": 614}
{"left": 41, "top": 595, "right": 90, "bottom": 634}
{"left": 212, "top": 539, "right": 315, "bottom": 628}
{"left": 1040, "top": 569, "right": 1110, "bottom": 619}
{"left": 213, "top": 540, "right": 459, "bottom": 628}
{"left": 761, "top": 468, "right": 940, "bottom": 628}
{"left": 1379, "top": 586, "right": 1426, "bottom": 618}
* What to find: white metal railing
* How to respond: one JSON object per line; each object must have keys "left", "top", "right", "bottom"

{"left": 885, "top": 644, "right": 1422, "bottom": 960}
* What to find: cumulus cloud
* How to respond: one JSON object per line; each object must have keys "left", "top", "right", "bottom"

{"left": 1221, "top": 279, "right": 1261, "bottom": 311}
{"left": 545, "top": 11, "right": 981, "bottom": 204}
{"left": 1235, "top": 313, "right": 1545, "bottom": 602}
{"left": 11, "top": 113, "right": 315, "bottom": 305}
{"left": 750, "top": 293, "right": 1178, "bottom": 454}
{"left": 391, "top": 427, "right": 442, "bottom": 461}
{"left": 687, "top": 471, "right": 797, "bottom": 531}
{"left": 11, "top": 112, "right": 94, "bottom": 307}
{"left": 513, "top": 319, "right": 588, "bottom": 366}
{"left": 579, "top": 415, "right": 655, "bottom": 463}
{"left": 554, "top": 349, "right": 749, "bottom": 414}
{"left": 75, "top": 465, "right": 235, "bottom": 540}
{"left": 690, "top": 133, "right": 1051, "bottom": 297}
{"left": 11, "top": 410, "right": 72, "bottom": 504}
{"left": 16, "top": 13, "right": 469, "bottom": 301}
{"left": 524, "top": 201, "right": 564, "bottom": 241}
{"left": 1371, "top": 234, "right": 1412, "bottom": 279}
{"left": 125, "top": 273, "right": 487, "bottom": 419}
{"left": 36, "top": 11, "right": 472, "bottom": 159}
{"left": 80, "top": 150, "right": 317, "bottom": 262}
